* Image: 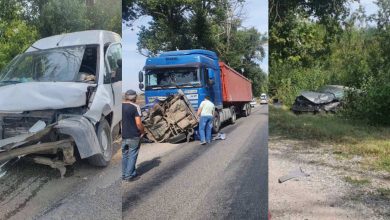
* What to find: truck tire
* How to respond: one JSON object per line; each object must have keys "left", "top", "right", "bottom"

{"left": 88, "top": 118, "right": 113, "bottom": 167}
{"left": 229, "top": 107, "right": 237, "bottom": 124}
{"left": 247, "top": 103, "right": 251, "bottom": 116}
{"left": 212, "top": 111, "right": 221, "bottom": 133}
{"left": 242, "top": 104, "right": 250, "bottom": 117}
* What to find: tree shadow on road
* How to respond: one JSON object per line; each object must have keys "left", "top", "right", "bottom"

{"left": 137, "top": 157, "right": 161, "bottom": 177}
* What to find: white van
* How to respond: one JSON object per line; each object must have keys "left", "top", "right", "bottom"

{"left": 0, "top": 30, "right": 122, "bottom": 177}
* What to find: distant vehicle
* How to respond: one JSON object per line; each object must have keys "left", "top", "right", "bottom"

{"left": 292, "top": 85, "right": 346, "bottom": 113}
{"left": 0, "top": 30, "right": 122, "bottom": 177}
{"left": 250, "top": 98, "right": 257, "bottom": 107}
{"left": 260, "top": 93, "right": 268, "bottom": 104}
{"left": 139, "top": 49, "right": 253, "bottom": 138}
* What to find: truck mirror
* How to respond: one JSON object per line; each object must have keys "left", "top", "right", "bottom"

{"left": 138, "top": 71, "right": 144, "bottom": 82}
{"left": 139, "top": 83, "right": 144, "bottom": 90}
{"left": 208, "top": 68, "right": 215, "bottom": 79}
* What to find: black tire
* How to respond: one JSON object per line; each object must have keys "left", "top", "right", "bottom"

{"left": 88, "top": 118, "right": 113, "bottom": 167}
{"left": 230, "top": 107, "right": 237, "bottom": 124}
{"left": 212, "top": 111, "right": 221, "bottom": 133}
{"left": 247, "top": 104, "right": 251, "bottom": 116}
{"left": 242, "top": 104, "right": 249, "bottom": 117}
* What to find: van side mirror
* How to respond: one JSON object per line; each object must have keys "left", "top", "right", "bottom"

{"left": 138, "top": 71, "right": 144, "bottom": 82}
{"left": 139, "top": 83, "right": 144, "bottom": 90}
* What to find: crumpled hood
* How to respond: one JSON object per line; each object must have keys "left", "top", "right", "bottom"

{"left": 300, "top": 91, "right": 335, "bottom": 104}
{"left": 0, "top": 82, "right": 94, "bottom": 112}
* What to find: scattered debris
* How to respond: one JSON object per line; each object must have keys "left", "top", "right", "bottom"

{"left": 278, "top": 167, "right": 310, "bottom": 183}
{"left": 213, "top": 132, "right": 226, "bottom": 141}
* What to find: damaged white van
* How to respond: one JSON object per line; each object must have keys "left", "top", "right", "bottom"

{"left": 0, "top": 30, "right": 122, "bottom": 177}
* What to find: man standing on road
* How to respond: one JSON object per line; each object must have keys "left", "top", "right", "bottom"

{"left": 197, "top": 96, "right": 215, "bottom": 145}
{"left": 122, "top": 89, "right": 145, "bottom": 181}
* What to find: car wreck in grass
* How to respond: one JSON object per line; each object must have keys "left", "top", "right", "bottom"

{"left": 141, "top": 90, "right": 199, "bottom": 144}
{"left": 292, "top": 85, "right": 346, "bottom": 114}
{"left": 0, "top": 30, "right": 122, "bottom": 177}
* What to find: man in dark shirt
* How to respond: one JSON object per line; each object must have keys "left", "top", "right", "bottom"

{"left": 122, "top": 89, "right": 145, "bottom": 181}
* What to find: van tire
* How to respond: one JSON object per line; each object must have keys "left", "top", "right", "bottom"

{"left": 88, "top": 118, "right": 113, "bottom": 167}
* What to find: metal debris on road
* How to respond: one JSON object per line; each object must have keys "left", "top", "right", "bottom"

{"left": 213, "top": 132, "right": 226, "bottom": 141}
{"left": 278, "top": 167, "right": 310, "bottom": 183}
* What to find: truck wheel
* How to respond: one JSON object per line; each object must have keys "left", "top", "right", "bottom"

{"left": 212, "top": 111, "right": 221, "bottom": 133}
{"left": 88, "top": 118, "right": 113, "bottom": 167}
{"left": 247, "top": 104, "right": 251, "bottom": 115}
{"left": 242, "top": 104, "right": 249, "bottom": 117}
{"left": 230, "top": 107, "right": 237, "bottom": 124}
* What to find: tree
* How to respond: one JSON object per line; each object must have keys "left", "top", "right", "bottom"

{"left": 37, "top": 0, "right": 88, "bottom": 37}
{"left": 0, "top": 0, "right": 38, "bottom": 70}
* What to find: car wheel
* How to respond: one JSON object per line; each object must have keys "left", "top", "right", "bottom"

{"left": 88, "top": 118, "right": 113, "bottom": 167}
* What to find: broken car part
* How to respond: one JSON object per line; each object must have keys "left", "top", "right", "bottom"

{"left": 292, "top": 85, "right": 346, "bottom": 113}
{"left": 278, "top": 167, "right": 310, "bottom": 183}
{"left": 142, "top": 90, "right": 199, "bottom": 143}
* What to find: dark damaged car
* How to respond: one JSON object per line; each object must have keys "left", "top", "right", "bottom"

{"left": 0, "top": 30, "right": 122, "bottom": 177}
{"left": 292, "top": 85, "right": 346, "bottom": 113}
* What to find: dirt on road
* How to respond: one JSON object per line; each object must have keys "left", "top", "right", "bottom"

{"left": 0, "top": 140, "right": 122, "bottom": 220}
{"left": 269, "top": 137, "right": 390, "bottom": 220}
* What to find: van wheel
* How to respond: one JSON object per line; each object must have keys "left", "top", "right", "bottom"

{"left": 230, "top": 107, "right": 237, "bottom": 124}
{"left": 212, "top": 111, "right": 221, "bottom": 133}
{"left": 88, "top": 118, "right": 112, "bottom": 167}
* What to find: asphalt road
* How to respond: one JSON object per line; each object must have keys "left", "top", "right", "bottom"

{"left": 0, "top": 140, "right": 122, "bottom": 220}
{"left": 122, "top": 105, "right": 269, "bottom": 220}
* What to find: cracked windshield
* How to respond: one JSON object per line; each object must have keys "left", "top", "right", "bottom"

{"left": 145, "top": 67, "right": 200, "bottom": 88}
{"left": 0, "top": 46, "right": 85, "bottom": 84}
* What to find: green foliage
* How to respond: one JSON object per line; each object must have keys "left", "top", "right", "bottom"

{"left": 123, "top": 0, "right": 267, "bottom": 96}
{"left": 0, "top": 20, "right": 38, "bottom": 70}
{"left": 269, "top": 0, "right": 390, "bottom": 125}
{"left": 38, "top": 0, "right": 88, "bottom": 37}
{"left": 0, "top": 0, "right": 121, "bottom": 72}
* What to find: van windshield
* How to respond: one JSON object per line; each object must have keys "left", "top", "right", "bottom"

{"left": 145, "top": 67, "right": 201, "bottom": 89}
{"left": 0, "top": 46, "right": 85, "bottom": 84}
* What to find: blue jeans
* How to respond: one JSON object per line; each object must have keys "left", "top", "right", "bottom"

{"left": 122, "top": 137, "right": 141, "bottom": 179}
{"left": 199, "top": 115, "right": 213, "bottom": 143}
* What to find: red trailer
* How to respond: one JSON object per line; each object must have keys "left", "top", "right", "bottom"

{"left": 219, "top": 62, "right": 253, "bottom": 103}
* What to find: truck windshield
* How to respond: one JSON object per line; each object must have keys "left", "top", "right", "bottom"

{"left": 0, "top": 46, "right": 85, "bottom": 84}
{"left": 145, "top": 67, "right": 200, "bottom": 89}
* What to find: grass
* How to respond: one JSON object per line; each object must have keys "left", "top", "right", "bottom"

{"left": 269, "top": 105, "right": 390, "bottom": 172}
{"left": 343, "top": 176, "right": 371, "bottom": 185}
{"left": 376, "top": 187, "right": 390, "bottom": 199}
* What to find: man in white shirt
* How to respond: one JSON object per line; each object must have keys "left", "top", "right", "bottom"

{"left": 197, "top": 96, "right": 215, "bottom": 145}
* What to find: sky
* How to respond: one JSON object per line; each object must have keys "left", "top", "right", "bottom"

{"left": 351, "top": 0, "right": 378, "bottom": 16}
{"left": 122, "top": 0, "right": 268, "bottom": 92}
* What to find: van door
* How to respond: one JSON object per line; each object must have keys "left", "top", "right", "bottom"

{"left": 104, "top": 42, "right": 122, "bottom": 127}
